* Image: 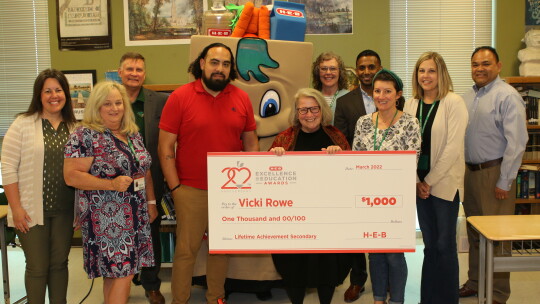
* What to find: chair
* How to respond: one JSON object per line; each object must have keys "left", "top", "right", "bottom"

{"left": 0, "top": 186, "right": 16, "bottom": 245}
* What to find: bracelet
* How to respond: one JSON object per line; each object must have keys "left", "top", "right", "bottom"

{"left": 170, "top": 184, "right": 181, "bottom": 192}
{"left": 147, "top": 200, "right": 157, "bottom": 205}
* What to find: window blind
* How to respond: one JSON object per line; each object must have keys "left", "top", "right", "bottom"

{"left": 390, "top": 0, "right": 493, "bottom": 98}
{"left": 0, "top": 0, "right": 51, "bottom": 138}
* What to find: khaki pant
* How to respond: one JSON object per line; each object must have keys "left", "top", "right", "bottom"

{"left": 171, "top": 185, "right": 229, "bottom": 304}
{"left": 463, "top": 164, "right": 514, "bottom": 303}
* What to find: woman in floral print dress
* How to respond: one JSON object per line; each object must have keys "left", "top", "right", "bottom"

{"left": 64, "top": 81, "right": 155, "bottom": 304}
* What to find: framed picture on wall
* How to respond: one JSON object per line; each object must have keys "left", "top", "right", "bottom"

{"left": 57, "top": 0, "right": 112, "bottom": 50}
{"left": 289, "top": 0, "right": 353, "bottom": 34}
{"left": 62, "top": 70, "right": 97, "bottom": 120}
{"left": 124, "top": 0, "right": 205, "bottom": 46}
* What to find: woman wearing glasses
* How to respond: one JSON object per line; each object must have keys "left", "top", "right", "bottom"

{"left": 312, "top": 52, "right": 350, "bottom": 120}
{"left": 353, "top": 69, "right": 421, "bottom": 304}
{"left": 269, "top": 88, "right": 351, "bottom": 304}
{"left": 403, "top": 52, "right": 468, "bottom": 304}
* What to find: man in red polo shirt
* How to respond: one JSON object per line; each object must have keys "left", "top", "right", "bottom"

{"left": 158, "top": 42, "right": 259, "bottom": 304}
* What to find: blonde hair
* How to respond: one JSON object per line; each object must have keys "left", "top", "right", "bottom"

{"left": 412, "top": 51, "right": 453, "bottom": 100}
{"left": 290, "top": 88, "right": 333, "bottom": 128}
{"left": 81, "top": 81, "right": 138, "bottom": 135}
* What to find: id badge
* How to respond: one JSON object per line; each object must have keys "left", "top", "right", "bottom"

{"left": 133, "top": 174, "right": 145, "bottom": 192}
{"left": 418, "top": 154, "right": 430, "bottom": 170}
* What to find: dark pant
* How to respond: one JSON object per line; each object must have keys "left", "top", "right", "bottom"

{"left": 286, "top": 286, "right": 335, "bottom": 304}
{"left": 417, "top": 192, "right": 460, "bottom": 304}
{"left": 141, "top": 216, "right": 162, "bottom": 291}
{"left": 349, "top": 253, "right": 368, "bottom": 286}
{"left": 17, "top": 211, "right": 74, "bottom": 304}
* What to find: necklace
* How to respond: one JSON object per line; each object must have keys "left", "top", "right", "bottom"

{"left": 373, "top": 109, "right": 398, "bottom": 151}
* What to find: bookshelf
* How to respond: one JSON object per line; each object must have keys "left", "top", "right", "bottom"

{"left": 505, "top": 76, "right": 540, "bottom": 214}
{"left": 159, "top": 195, "right": 176, "bottom": 267}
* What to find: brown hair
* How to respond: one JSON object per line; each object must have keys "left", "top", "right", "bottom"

{"left": 20, "top": 68, "right": 76, "bottom": 127}
{"left": 311, "top": 52, "right": 348, "bottom": 91}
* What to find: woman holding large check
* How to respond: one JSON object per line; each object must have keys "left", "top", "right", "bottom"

{"left": 403, "top": 52, "right": 468, "bottom": 304}
{"left": 352, "top": 69, "right": 421, "bottom": 304}
{"left": 269, "top": 88, "right": 351, "bottom": 304}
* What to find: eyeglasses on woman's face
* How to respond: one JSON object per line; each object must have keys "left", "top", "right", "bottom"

{"left": 297, "top": 106, "right": 321, "bottom": 115}
{"left": 319, "top": 66, "right": 338, "bottom": 73}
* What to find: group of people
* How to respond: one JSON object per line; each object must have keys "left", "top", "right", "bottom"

{"left": 304, "top": 46, "right": 526, "bottom": 304}
{"left": 0, "top": 42, "right": 526, "bottom": 304}
{"left": 2, "top": 53, "right": 168, "bottom": 304}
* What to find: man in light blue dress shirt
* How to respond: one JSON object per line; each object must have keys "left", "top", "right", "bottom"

{"left": 459, "top": 46, "right": 528, "bottom": 304}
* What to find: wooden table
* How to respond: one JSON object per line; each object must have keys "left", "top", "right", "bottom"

{"left": 467, "top": 215, "right": 540, "bottom": 304}
{"left": 0, "top": 205, "right": 10, "bottom": 304}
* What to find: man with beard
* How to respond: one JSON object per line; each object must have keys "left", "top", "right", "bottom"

{"left": 333, "top": 50, "right": 382, "bottom": 303}
{"left": 459, "top": 46, "right": 527, "bottom": 304}
{"left": 158, "top": 42, "right": 259, "bottom": 304}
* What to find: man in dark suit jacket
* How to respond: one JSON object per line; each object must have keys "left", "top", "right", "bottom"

{"left": 119, "top": 52, "right": 168, "bottom": 304}
{"left": 335, "top": 49, "right": 382, "bottom": 146}
{"left": 334, "top": 49, "right": 382, "bottom": 303}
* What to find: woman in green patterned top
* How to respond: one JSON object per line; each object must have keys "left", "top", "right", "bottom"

{"left": 1, "top": 69, "right": 77, "bottom": 304}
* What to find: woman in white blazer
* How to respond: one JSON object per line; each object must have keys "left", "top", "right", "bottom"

{"left": 1, "top": 69, "right": 77, "bottom": 304}
{"left": 403, "top": 52, "right": 468, "bottom": 304}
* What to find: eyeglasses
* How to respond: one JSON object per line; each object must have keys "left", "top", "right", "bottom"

{"left": 319, "top": 66, "right": 338, "bottom": 73}
{"left": 297, "top": 106, "right": 321, "bottom": 114}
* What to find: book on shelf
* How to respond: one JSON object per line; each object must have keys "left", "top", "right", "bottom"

{"left": 516, "top": 89, "right": 540, "bottom": 125}
{"left": 526, "top": 89, "right": 540, "bottom": 98}
{"left": 160, "top": 191, "right": 176, "bottom": 221}
{"left": 522, "top": 130, "right": 540, "bottom": 161}
{"left": 527, "top": 171, "right": 538, "bottom": 198}
{"left": 160, "top": 232, "right": 175, "bottom": 263}
{"left": 521, "top": 169, "right": 529, "bottom": 199}
{"left": 516, "top": 168, "right": 540, "bottom": 199}
{"left": 520, "top": 164, "right": 540, "bottom": 170}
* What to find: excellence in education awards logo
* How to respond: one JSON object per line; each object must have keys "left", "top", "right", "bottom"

{"left": 221, "top": 161, "right": 252, "bottom": 189}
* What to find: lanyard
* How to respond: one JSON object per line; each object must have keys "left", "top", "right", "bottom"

{"left": 126, "top": 136, "right": 140, "bottom": 167}
{"left": 329, "top": 91, "right": 339, "bottom": 109}
{"left": 419, "top": 100, "right": 439, "bottom": 136}
{"left": 373, "top": 110, "right": 398, "bottom": 151}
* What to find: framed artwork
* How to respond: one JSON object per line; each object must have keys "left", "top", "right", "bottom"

{"left": 345, "top": 67, "right": 359, "bottom": 90}
{"left": 289, "top": 0, "right": 353, "bottom": 34}
{"left": 62, "top": 70, "right": 97, "bottom": 120}
{"left": 123, "top": 0, "right": 273, "bottom": 46}
{"left": 57, "top": 0, "right": 112, "bottom": 50}
{"left": 124, "top": 0, "right": 205, "bottom": 46}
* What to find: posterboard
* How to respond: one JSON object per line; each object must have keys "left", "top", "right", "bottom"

{"left": 207, "top": 151, "right": 417, "bottom": 254}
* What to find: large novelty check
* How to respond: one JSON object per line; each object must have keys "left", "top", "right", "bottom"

{"left": 207, "top": 151, "right": 417, "bottom": 254}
